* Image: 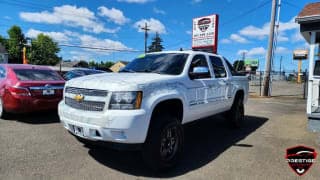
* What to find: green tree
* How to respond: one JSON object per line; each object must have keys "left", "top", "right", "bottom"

{"left": 0, "top": 35, "right": 7, "bottom": 48}
{"left": 104, "top": 61, "right": 115, "bottom": 68}
{"left": 28, "top": 34, "right": 61, "bottom": 65}
{"left": 148, "top": 32, "right": 164, "bottom": 53}
{"left": 7, "top": 25, "right": 25, "bottom": 64}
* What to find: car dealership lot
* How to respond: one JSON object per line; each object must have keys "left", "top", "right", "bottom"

{"left": 1, "top": 96, "right": 319, "bottom": 180}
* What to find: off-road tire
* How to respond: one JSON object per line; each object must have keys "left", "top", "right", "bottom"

{"left": 142, "top": 114, "right": 184, "bottom": 171}
{"left": 228, "top": 96, "right": 245, "bottom": 128}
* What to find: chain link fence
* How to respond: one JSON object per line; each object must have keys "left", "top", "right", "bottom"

{"left": 248, "top": 70, "right": 308, "bottom": 98}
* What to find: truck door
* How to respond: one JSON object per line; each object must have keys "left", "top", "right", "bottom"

{"left": 208, "top": 56, "right": 229, "bottom": 112}
{"left": 186, "top": 54, "right": 213, "bottom": 122}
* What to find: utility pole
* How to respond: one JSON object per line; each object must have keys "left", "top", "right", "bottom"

{"left": 242, "top": 52, "right": 246, "bottom": 61}
{"left": 262, "top": 0, "right": 277, "bottom": 96}
{"left": 140, "top": 23, "right": 150, "bottom": 54}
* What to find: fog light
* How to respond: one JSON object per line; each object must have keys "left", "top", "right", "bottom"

{"left": 111, "top": 130, "right": 127, "bottom": 140}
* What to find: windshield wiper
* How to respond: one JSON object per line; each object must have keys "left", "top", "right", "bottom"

{"left": 137, "top": 69, "right": 162, "bottom": 74}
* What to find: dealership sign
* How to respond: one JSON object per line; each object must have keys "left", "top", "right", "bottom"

{"left": 245, "top": 59, "right": 259, "bottom": 67}
{"left": 293, "top": 49, "right": 308, "bottom": 60}
{"left": 192, "top": 14, "right": 219, "bottom": 53}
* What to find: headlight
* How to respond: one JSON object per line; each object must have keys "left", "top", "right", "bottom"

{"left": 109, "top": 91, "right": 143, "bottom": 110}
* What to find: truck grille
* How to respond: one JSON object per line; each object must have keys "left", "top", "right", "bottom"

{"left": 65, "top": 87, "right": 108, "bottom": 97}
{"left": 65, "top": 97, "right": 105, "bottom": 111}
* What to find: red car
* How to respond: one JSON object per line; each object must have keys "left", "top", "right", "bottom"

{"left": 0, "top": 64, "right": 65, "bottom": 117}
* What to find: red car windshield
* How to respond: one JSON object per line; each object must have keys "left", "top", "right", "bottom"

{"left": 13, "top": 69, "right": 63, "bottom": 81}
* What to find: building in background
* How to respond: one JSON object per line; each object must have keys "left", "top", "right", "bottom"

{"left": 110, "top": 61, "right": 129, "bottom": 72}
{"left": 0, "top": 44, "right": 8, "bottom": 63}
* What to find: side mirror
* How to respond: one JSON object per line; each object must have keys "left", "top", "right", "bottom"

{"left": 189, "top": 66, "right": 210, "bottom": 80}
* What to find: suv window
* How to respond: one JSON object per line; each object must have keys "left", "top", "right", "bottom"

{"left": 0, "top": 66, "right": 6, "bottom": 78}
{"left": 209, "top": 56, "right": 227, "bottom": 78}
{"left": 189, "top": 54, "right": 211, "bottom": 79}
{"left": 224, "top": 58, "right": 237, "bottom": 76}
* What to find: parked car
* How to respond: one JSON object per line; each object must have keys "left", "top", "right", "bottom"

{"left": 58, "top": 51, "right": 249, "bottom": 170}
{"left": 63, "top": 68, "right": 106, "bottom": 81}
{"left": 0, "top": 64, "right": 65, "bottom": 117}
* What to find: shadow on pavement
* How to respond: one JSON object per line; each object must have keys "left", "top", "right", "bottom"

{"left": 88, "top": 115, "right": 268, "bottom": 178}
{"left": 3, "top": 111, "right": 60, "bottom": 124}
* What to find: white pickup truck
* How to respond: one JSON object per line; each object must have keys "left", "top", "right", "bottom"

{"left": 58, "top": 50, "right": 249, "bottom": 170}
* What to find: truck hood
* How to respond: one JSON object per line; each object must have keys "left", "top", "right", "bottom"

{"left": 66, "top": 72, "right": 176, "bottom": 91}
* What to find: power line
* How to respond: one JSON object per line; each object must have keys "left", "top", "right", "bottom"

{"left": 221, "top": 0, "right": 271, "bottom": 26}
{"left": 282, "top": 0, "right": 300, "bottom": 9}
{"left": 59, "top": 44, "right": 143, "bottom": 53}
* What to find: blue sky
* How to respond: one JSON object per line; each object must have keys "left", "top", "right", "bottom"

{"left": 0, "top": 0, "right": 313, "bottom": 71}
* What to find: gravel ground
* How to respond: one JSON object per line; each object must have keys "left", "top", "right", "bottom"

{"left": 0, "top": 96, "right": 319, "bottom": 180}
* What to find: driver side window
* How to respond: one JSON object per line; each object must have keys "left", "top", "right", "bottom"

{"left": 189, "top": 54, "right": 211, "bottom": 79}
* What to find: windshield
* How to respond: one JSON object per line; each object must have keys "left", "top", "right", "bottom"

{"left": 14, "top": 69, "right": 63, "bottom": 81}
{"left": 120, "top": 53, "right": 189, "bottom": 75}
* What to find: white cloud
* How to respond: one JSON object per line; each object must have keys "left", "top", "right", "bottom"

{"left": 277, "top": 34, "right": 289, "bottom": 42}
{"left": 291, "top": 31, "right": 304, "bottom": 42}
{"left": 278, "top": 18, "right": 299, "bottom": 32}
{"left": 275, "top": 46, "right": 289, "bottom": 54}
{"left": 79, "top": 34, "right": 132, "bottom": 53}
{"left": 3, "top": 16, "right": 11, "bottom": 20}
{"left": 239, "top": 17, "right": 299, "bottom": 40}
{"left": 221, "top": 34, "right": 249, "bottom": 44}
{"left": 20, "top": 5, "right": 119, "bottom": 34}
{"left": 153, "top": 7, "right": 166, "bottom": 15}
{"left": 69, "top": 51, "right": 92, "bottom": 61}
{"left": 237, "top": 49, "right": 249, "bottom": 56}
{"left": 26, "top": 29, "right": 70, "bottom": 43}
{"left": 134, "top": 18, "right": 166, "bottom": 34}
{"left": 221, "top": 38, "right": 231, "bottom": 44}
{"left": 117, "top": 0, "right": 152, "bottom": 3}
{"left": 238, "top": 47, "right": 266, "bottom": 56}
{"left": 230, "top": 34, "right": 249, "bottom": 43}
{"left": 186, "top": 30, "right": 192, "bottom": 35}
{"left": 98, "top": 6, "right": 129, "bottom": 25}
{"left": 239, "top": 24, "right": 269, "bottom": 39}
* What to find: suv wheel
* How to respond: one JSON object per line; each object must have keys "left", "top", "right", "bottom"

{"left": 142, "top": 114, "right": 184, "bottom": 171}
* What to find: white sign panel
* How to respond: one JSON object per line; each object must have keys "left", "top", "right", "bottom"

{"left": 192, "top": 14, "right": 218, "bottom": 52}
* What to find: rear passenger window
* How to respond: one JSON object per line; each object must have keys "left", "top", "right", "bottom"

{"left": 209, "top": 56, "right": 227, "bottom": 78}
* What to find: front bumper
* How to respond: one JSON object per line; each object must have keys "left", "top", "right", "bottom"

{"left": 58, "top": 101, "right": 149, "bottom": 144}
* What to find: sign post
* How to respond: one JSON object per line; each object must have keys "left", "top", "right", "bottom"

{"left": 192, "top": 14, "right": 219, "bottom": 54}
{"left": 293, "top": 49, "right": 308, "bottom": 83}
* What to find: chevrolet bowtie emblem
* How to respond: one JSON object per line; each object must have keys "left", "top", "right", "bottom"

{"left": 74, "top": 94, "right": 84, "bottom": 102}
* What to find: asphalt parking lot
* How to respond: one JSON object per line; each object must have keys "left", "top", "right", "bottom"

{"left": 1, "top": 95, "right": 319, "bottom": 179}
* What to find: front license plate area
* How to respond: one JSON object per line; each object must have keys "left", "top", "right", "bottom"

{"left": 43, "top": 89, "right": 54, "bottom": 95}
